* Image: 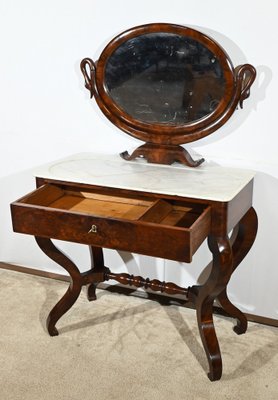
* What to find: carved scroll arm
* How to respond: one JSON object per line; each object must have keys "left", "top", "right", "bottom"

{"left": 235, "top": 64, "right": 256, "bottom": 108}
{"left": 80, "top": 58, "right": 96, "bottom": 98}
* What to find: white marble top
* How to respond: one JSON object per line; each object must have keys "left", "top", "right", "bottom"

{"left": 33, "top": 153, "right": 255, "bottom": 202}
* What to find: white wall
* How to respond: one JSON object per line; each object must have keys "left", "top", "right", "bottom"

{"left": 1, "top": 0, "right": 277, "bottom": 319}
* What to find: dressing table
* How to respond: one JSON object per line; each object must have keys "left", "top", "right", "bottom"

{"left": 10, "top": 23, "right": 258, "bottom": 381}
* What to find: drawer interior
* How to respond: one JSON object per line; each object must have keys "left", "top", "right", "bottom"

{"left": 22, "top": 185, "right": 208, "bottom": 228}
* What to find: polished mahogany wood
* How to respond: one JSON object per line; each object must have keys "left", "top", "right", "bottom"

{"left": 11, "top": 183, "right": 211, "bottom": 263}
{"left": 11, "top": 176, "right": 257, "bottom": 381}
{"left": 80, "top": 23, "right": 256, "bottom": 166}
{"left": 35, "top": 237, "right": 109, "bottom": 336}
{"left": 11, "top": 23, "right": 258, "bottom": 381}
{"left": 35, "top": 236, "right": 83, "bottom": 336}
{"left": 217, "top": 207, "right": 258, "bottom": 335}
{"left": 188, "top": 207, "right": 258, "bottom": 380}
{"left": 30, "top": 205, "right": 257, "bottom": 380}
{"left": 189, "top": 235, "right": 233, "bottom": 381}
{"left": 87, "top": 246, "right": 105, "bottom": 301}
{"left": 105, "top": 271, "right": 189, "bottom": 298}
{"left": 120, "top": 143, "right": 205, "bottom": 167}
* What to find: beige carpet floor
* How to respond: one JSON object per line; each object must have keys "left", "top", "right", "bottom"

{"left": 0, "top": 268, "right": 277, "bottom": 399}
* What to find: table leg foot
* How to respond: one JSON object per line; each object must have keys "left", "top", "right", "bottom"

{"left": 35, "top": 237, "right": 82, "bottom": 336}
{"left": 87, "top": 283, "right": 97, "bottom": 301}
{"left": 46, "top": 278, "right": 82, "bottom": 336}
{"left": 190, "top": 235, "right": 233, "bottom": 381}
{"left": 196, "top": 300, "right": 222, "bottom": 381}
{"left": 87, "top": 246, "right": 105, "bottom": 302}
{"left": 47, "top": 320, "right": 59, "bottom": 337}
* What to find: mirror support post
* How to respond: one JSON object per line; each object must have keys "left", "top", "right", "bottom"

{"left": 120, "top": 143, "right": 205, "bottom": 167}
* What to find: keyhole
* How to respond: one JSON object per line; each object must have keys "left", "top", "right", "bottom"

{"left": 88, "top": 224, "right": 97, "bottom": 233}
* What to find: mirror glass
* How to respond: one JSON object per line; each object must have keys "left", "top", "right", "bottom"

{"left": 105, "top": 33, "right": 226, "bottom": 125}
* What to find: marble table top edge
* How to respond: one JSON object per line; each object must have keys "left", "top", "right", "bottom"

{"left": 32, "top": 152, "right": 255, "bottom": 202}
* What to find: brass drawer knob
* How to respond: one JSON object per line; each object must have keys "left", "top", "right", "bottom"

{"left": 88, "top": 224, "right": 97, "bottom": 233}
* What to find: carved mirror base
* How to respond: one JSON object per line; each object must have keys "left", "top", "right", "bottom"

{"left": 120, "top": 143, "right": 205, "bottom": 167}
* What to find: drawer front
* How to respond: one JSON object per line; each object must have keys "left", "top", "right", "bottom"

{"left": 11, "top": 185, "right": 211, "bottom": 262}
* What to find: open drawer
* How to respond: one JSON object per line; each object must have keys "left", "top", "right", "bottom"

{"left": 11, "top": 184, "right": 211, "bottom": 262}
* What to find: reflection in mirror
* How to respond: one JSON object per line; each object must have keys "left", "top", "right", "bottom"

{"left": 105, "top": 33, "right": 225, "bottom": 125}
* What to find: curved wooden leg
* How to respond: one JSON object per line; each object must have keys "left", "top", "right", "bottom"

{"left": 35, "top": 237, "right": 82, "bottom": 336}
{"left": 216, "top": 207, "right": 258, "bottom": 334}
{"left": 87, "top": 246, "right": 105, "bottom": 301}
{"left": 190, "top": 235, "right": 233, "bottom": 381}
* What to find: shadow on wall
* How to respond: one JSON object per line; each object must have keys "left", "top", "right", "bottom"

{"left": 190, "top": 64, "right": 272, "bottom": 150}
{"left": 179, "top": 25, "right": 273, "bottom": 150}
{"left": 239, "top": 171, "right": 278, "bottom": 317}
{"left": 0, "top": 170, "right": 35, "bottom": 264}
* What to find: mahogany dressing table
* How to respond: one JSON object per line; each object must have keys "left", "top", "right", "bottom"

{"left": 10, "top": 23, "right": 258, "bottom": 381}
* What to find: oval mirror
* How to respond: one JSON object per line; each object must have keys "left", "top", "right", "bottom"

{"left": 81, "top": 23, "right": 256, "bottom": 166}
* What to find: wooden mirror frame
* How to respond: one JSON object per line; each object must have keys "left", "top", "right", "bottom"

{"left": 81, "top": 23, "right": 256, "bottom": 167}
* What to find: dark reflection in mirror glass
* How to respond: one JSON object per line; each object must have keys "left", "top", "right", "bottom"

{"left": 105, "top": 33, "right": 226, "bottom": 125}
